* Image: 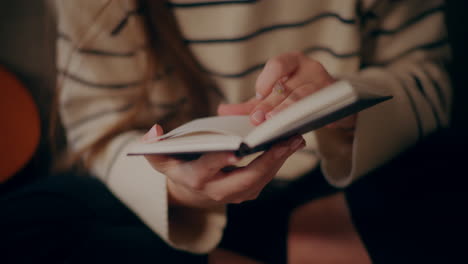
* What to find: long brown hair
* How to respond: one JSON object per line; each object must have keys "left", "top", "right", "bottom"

{"left": 51, "top": 0, "right": 215, "bottom": 171}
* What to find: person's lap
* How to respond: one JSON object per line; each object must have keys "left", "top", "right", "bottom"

{"left": 346, "top": 128, "right": 466, "bottom": 264}
{"left": 219, "top": 128, "right": 466, "bottom": 263}
{"left": 1, "top": 129, "right": 464, "bottom": 264}
{"left": 0, "top": 173, "right": 207, "bottom": 264}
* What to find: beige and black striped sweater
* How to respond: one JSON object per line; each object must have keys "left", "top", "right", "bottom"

{"left": 55, "top": 0, "right": 451, "bottom": 253}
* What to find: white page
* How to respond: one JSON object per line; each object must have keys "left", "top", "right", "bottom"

{"left": 244, "top": 81, "right": 356, "bottom": 147}
{"left": 128, "top": 133, "right": 243, "bottom": 155}
{"left": 156, "top": 115, "right": 254, "bottom": 140}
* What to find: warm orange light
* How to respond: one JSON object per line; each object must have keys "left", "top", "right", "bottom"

{"left": 0, "top": 65, "right": 40, "bottom": 182}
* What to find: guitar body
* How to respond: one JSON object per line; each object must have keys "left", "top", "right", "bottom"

{"left": 0, "top": 65, "right": 40, "bottom": 183}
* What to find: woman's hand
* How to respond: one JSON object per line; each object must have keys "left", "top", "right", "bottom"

{"left": 218, "top": 52, "right": 356, "bottom": 133}
{"left": 142, "top": 124, "right": 305, "bottom": 209}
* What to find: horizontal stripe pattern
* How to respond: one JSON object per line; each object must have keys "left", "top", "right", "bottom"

{"left": 363, "top": 38, "right": 450, "bottom": 67}
{"left": 187, "top": 17, "right": 359, "bottom": 78}
{"left": 110, "top": 6, "right": 144, "bottom": 36}
{"left": 184, "top": 12, "right": 356, "bottom": 44}
{"left": 67, "top": 97, "right": 187, "bottom": 130}
{"left": 59, "top": 68, "right": 169, "bottom": 89}
{"left": 58, "top": 33, "right": 146, "bottom": 57}
{"left": 203, "top": 45, "right": 361, "bottom": 79}
{"left": 368, "top": 4, "right": 445, "bottom": 37}
{"left": 363, "top": 11, "right": 447, "bottom": 63}
{"left": 57, "top": 0, "right": 451, "bottom": 191}
{"left": 173, "top": 0, "right": 356, "bottom": 40}
{"left": 168, "top": 0, "right": 259, "bottom": 8}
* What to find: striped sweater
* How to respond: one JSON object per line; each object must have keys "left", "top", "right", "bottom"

{"left": 55, "top": 0, "right": 451, "bottom": 253}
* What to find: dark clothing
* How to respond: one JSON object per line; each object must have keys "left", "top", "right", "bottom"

{"left": 221, "top": 129, "right": 467, "bottom": 264}
{"left": 346, "top": 129, "right": 467, "bottom": 264}
{"left": 1, "top": 129, "right": 466, "bottom": 264}
{"left": 0, "top": 173, "right": 207, "bottom": 264}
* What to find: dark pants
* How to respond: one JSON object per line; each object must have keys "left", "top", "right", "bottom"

{"left": 220, "top": 128, "right": 467, "bottom": 264}
{"left": 1, "top": 129, "right": 466, "bottom": 263}
{"left": 0, "top": 174, "right": 207, "bottom": 264}
{"left": 346, "top": 129, "right": 467, "bottom": 264}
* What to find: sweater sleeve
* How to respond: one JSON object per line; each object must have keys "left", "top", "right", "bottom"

{"left": 317, "top": 0, "right": 452, "bottom": 187}
{"left": 55, "top": 0, "right": 226, "bottom": 253}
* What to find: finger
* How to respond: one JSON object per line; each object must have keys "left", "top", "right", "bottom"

{"left": 145, "top": 154, "right": 184, "bottom": 174}
{"left": 173, "top": 152, "right": 240, "bottom": 191}
{"left": 250, "top": 80, "right": 295, "bottom": 124}
{"left": 243, "top": 135, "right": 305, "bottom": 180}
{"left": 218, "top": 135, "right": 305, "bottom": 202}
{"left": 203, "top": 135, "right": 305, "bottom": 203}
{"left": 265, "top": 83, "right": 320, "bottom": 119}
{"left": 217, "top": 97, "right": 259, "bottom": 116}
{"left": 255, "top": 52, "right": 301, "bottom": 99}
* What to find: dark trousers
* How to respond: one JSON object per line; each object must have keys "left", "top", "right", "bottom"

{"left": 1, "top": 129, "right": 466, "bottom": 264}
{"left": 346, "top": 129, "right": 467, "bottom": 264}
{"left": 221, "top": 128, "right": 467, "bottom": 264}
{"left": 0, "top": 173, "right": 207, "bottom": 264}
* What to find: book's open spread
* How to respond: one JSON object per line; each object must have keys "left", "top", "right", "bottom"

{"left": 156, "top": 116, "right": 254, "bottom": 141}
{"left": 127, "top": 81, "right": 392, "bottom": 156}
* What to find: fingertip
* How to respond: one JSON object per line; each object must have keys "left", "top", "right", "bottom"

{"left": 250, "top": 110, "right": 265, "bottom": 125}
{"left": 142, "top": 124, "right": 164, "bottom": 143}
{"left": 155, "top": 124, "right": 164, "bottom": 136}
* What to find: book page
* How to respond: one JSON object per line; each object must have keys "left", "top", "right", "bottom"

{"left": 156, "top": 115, "right": 255, "bottom": 140}
{"left": 128, "top": 133, "right": 243, "bottom": 155}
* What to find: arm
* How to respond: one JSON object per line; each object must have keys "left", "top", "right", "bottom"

{"left": 319, "top": 0, "right": 451, "bottom": 186}
{"left": 55, "top": 0, "right": 226, "bottom": 253}
{"left": 55, "top": 0, "right": 306, "bottom": 253}
{"left": 219, "top": 0, "right": 451, "bottom": 187}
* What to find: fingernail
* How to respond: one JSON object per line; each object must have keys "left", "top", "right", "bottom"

{"left": 290, "top": 137, "right": 304, "bottom": 150}
{"left": 252, "top": 110, "right": 265, "bottom": 123}
{"left": 256, "top": 92, "right": 263, "bottom": 100}
{"left": 142, "top": 125, "right": 158, "bottom": 142}
{"left": 274, "top": 146, "right": 289, "bottom": 158}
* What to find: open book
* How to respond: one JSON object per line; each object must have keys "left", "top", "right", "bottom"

{"left": 127, "top": 81, "right": 392, "bottom": 157}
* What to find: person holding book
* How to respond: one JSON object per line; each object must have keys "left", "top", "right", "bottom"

{"left": 50, "top": 0, "right": 451, "bottom": 263}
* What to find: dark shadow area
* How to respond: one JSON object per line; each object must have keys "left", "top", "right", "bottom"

{"left": 446, "top": 0, "right": 468, "bottom": 135}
